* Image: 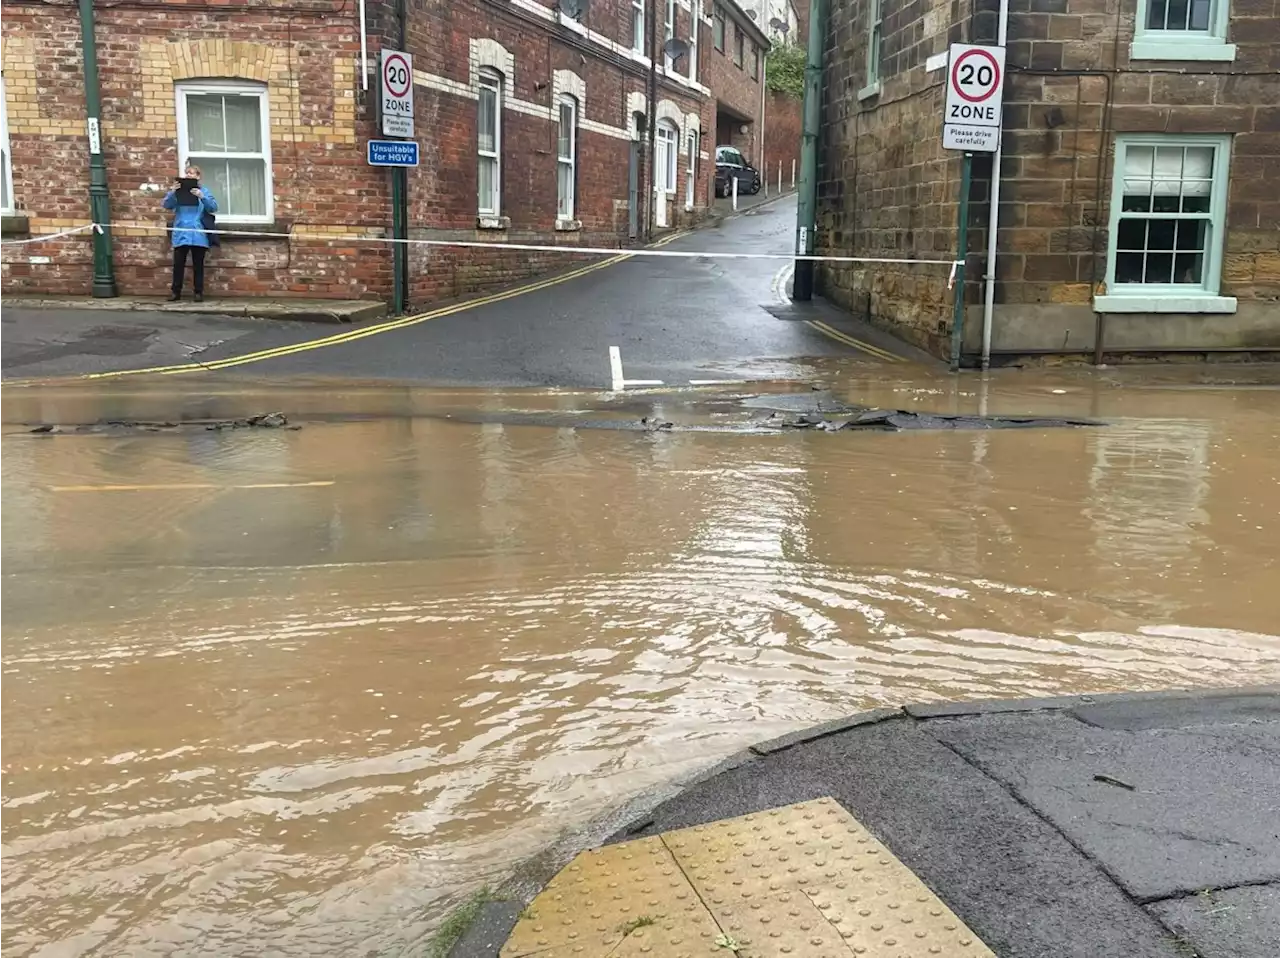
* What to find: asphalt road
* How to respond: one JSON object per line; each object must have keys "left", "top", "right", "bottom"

{"left": 2, "top": 197, "right": 922, "bottom": 387}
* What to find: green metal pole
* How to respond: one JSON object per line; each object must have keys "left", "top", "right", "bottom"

{"left": 949, "top": 151, "right": 973, "bottom": 371}
{"left": 391, "top": 167, "right": 407, "bottom": 314}
{"left": 792, "top": 0, "right": 827, "bottom": 301}
{"left": 78, "top": 0, "right": 117, "bottom": 297}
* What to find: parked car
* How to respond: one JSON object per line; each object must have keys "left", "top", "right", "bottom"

{"left": 714, "top": 146, "right": 761, "bottom": 198}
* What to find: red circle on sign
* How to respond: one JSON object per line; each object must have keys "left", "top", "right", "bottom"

{"left": 950, "top": 49, "right": 1001, "bottom": 103}
{"left": 384, "top": 53, "right": 411, "bottom": 97}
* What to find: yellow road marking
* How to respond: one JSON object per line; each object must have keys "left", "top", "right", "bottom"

{"left": 50, "top": 480, "right": 335, "bottom": 492}
{"left": 4, "top": 253, "right": 631, "bottom": 387}
{"left": 807, "top": 319, "right": 904, "bottom": 362}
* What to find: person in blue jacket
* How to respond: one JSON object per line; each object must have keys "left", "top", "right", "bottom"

{"left": 162, "top": 165, "right": 218, "bottom": 302}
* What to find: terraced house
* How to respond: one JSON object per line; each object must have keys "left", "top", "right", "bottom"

{"left": 0, "top": 0, "right": 731, "bottom": 304}
{"left": 815, "top": 0, "right": 1280, "bottom": 362}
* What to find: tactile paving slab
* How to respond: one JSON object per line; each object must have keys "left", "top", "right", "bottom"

{"left": 503, "top": 797, "right": 995, "bottom": 957}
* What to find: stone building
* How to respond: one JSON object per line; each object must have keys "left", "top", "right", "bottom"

{"left": 1, "top": 0, "right": 716, "bottom": 303}
{"left": 814, "top": 0, "right": 1279, "bottom": 361}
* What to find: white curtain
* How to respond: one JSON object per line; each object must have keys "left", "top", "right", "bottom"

{"left": 1123, "top": 145, "right": 1213, "bottom": 197}
{"left": 185, "top": 93, "right": 265, "bottom": 217}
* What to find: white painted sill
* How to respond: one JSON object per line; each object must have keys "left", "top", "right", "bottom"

{"left": 1093, "top": 294, "right": 1238, "bottom": 314}
{"left": 1129, "top": 38, "right": 1236, "bottom": 62}
{"left": 857, "top": 80, "right": 882, "bottom": 102}
{"left": 477, "top": 215, "right": 510, "bottom": 230}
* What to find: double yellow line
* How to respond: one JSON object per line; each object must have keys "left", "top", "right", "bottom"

{"left": 6, "top": 248, "right": 641, "bottom": 386}
{"left": 805, "top": 319, "right": 904, "bottom": 363}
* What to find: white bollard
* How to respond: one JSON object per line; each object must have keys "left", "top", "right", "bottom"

{"left": 777, "top": 161, "right": 782, "bottom": 194}
{"left": 791, "top": 158, "right": 796, "bottom": 188}
{"left": 763, "top": 159, "right": 769, "bottom": 197}
{"left": 731, "top": 174, "right": 738, "bottom": 211}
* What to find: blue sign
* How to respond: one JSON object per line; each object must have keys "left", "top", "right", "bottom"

{"left": 367, "top": 140, "right": 419, "bottom": 167}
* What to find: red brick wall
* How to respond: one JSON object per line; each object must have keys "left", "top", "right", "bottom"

{"left": 762, "top": 91, "right": 801, "bottom": 186}
{"left": 704, "top": 3, "right": 767, "bottom": 159}
{"left": 1, "top": 0, "right": 715, "bottom": 306}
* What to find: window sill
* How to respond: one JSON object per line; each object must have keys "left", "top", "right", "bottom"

{"left": 216, "top": 221, "right": 288, "bottom": 241}
{"left": 555, "top": 218, "right": 582, "bottom": 232}
{"left": 1129, "top": 38, "right": 1236, "bottom": 62}
{"left": 1093, "top": 294, "right": 1238, "bottom": 314}
{"left": 477, "top": 215, "right": 510, "bottom": 230}
{"left": 857, "top": 81, "right": 882, "bottom": 102}
{"left": 2, "top": 214, "right": 31, "bottom": 237}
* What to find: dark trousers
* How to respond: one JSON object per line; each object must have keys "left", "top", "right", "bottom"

{"left": 171, "top": 245, "right": 207, "bottom": 295}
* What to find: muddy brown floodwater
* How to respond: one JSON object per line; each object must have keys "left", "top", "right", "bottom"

{"left": 4, "top": 363, "right": 1280, "bottom": 957}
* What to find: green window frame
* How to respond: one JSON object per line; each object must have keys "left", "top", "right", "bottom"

{"left": 858, "top": 0, "right": 883, "bottom": 100}
{"left": 1132, "top": 0, "right": 1235, "bottom": 61}
{"left": 1095, "top": 133, "right": 1236, "bottom": 315}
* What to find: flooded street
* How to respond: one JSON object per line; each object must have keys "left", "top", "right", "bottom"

{"left": 4, "top": 364, "right": 1280, "bottom": 957}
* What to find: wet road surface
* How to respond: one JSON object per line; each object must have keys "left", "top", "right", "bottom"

{"left": 2, "top": 197, "right": 918, "bottom": 388}
{"left": 4, "top": 364, "right": 1280, "bottom": 956}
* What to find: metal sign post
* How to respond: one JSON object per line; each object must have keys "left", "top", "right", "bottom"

{"left": 942, "top": 42, "right": 1005, "bottom": 370}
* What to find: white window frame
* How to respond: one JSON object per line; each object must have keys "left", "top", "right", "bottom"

{"left": 175, "top": 80, "right": 273, "bottom": 224}
{"left": 0, "top": 76, "right": 14, "bottom": 214}
{"left": 859, "top": 0, "right": 883, "bottom": 100}
{"left": 1094, "top": 133, "right": 1236, "bottom": 315}
{"left": 557, "top": 94, "right": 577, "bottom": 221}
{"left": 1132, "top": 0, "right": 1235, "bottom": 62}
{"left": 632, "top": 0, "right": 645, "bottom": 53}
{"left": 689, "top": 0, "right": 701, "bottom": 81}
{"left": 664, "top": 0, "right": 676, "bottom": 69}
{"left": 477, "top": 68, "right": 503, "bottom": 217}
{"left": 656, "top": 120, "right": 679, "bottom": 193}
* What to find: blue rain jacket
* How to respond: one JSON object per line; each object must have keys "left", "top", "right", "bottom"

{"left": 162, "top": 188, "right": 218, "bottom": 248}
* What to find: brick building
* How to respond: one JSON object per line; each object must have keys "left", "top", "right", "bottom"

{"left": 0, "top": 0, "right": 739, "bottom": 304}
{"left": 814, "top": 0, "right": 1280, "bottom": 361}
{"left": 707, "top": 0, "right": 770, "bottom": 163}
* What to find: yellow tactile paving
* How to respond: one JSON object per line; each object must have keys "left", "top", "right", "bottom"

{"left": 501, "top": 835, "right": 723, "bottom": 957}
{"left": 503, "top": 797, "right": 996, "bottom": 957}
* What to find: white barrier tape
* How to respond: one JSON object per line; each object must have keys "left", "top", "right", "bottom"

{"left": 12, "top": 220, "right": 965, "bottom": 269}
{"left": 0, "top": 223, "right": 100, "bottom": 246}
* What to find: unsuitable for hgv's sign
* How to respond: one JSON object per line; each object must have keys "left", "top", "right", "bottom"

{"left": 380, "top": 48, "right": 415, "bottom": 138}
{"left": 942, "top": 43, "right": 1005, "bottom": 154}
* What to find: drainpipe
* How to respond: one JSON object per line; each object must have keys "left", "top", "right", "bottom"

{"left": 791, "top": 0, "right": 827, "bottom": 301}
{"left": 78, "top": 0, "right": 117, "bottom": 297}
{"left": 646, "top": 0, "right": 658, "bottom": 240}
{"left": 759, "top": 41, "right": 767, "bottom": 177}
{"left": 979, "top": 0, "right": 1010, "bottom": 370}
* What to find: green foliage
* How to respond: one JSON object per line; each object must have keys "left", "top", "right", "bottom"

{"left": 427, "top": 887, "right": 493, "bottom": 958}
{"left": 766, "top": 43, "right": 806, "bottom": 99}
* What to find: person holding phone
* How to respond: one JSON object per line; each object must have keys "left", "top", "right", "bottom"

{"left": 162, "top": 165, "right": 218, "bottom": 301}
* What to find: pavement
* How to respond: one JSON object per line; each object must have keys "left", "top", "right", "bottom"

{"left": 446, "top": 687, "right": 1280, "bottom": 958}
{"left": 2, "top": 196, "right": 927, "bottom": 387}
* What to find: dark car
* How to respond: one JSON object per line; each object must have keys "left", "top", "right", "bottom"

{"left": 714, "top": 146, "right": 761, "bottom": 198}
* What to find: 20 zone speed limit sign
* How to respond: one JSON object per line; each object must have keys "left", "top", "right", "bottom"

{"left": 380, "top": 49, "right": 415, "bottom": 137}
{"left": 942, "top": 43, "right": 1005, "bottom": 152}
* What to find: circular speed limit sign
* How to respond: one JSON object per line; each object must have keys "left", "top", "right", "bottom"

{"left": 383, "top": 53, "right": 412, "bottom": 98}
{"left": 950, "top": 48, "right": 1001, "bottom": 103}
{"left": 943, "top": 43, "right": 1006, "bottom": 134}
